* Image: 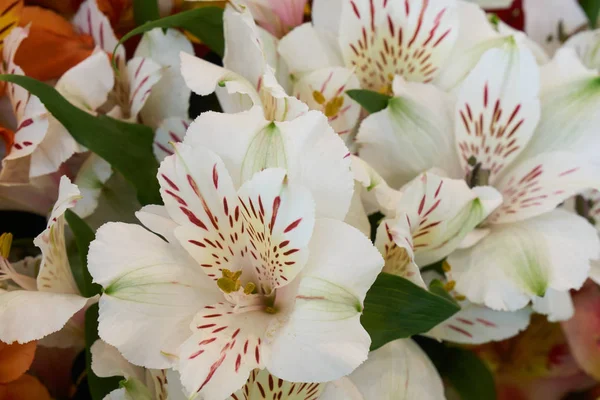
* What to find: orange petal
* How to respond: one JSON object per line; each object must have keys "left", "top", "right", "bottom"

{"left": 0, "top": 374, "right": 51, "bottom": 400}
{"left": 0, "top": 0, "right": 22, "bottom": 51}
{"left": 15, "top": 6, "right": 94, "bottom": 81}
{"left": 96, "top": 0, "right": 130, "bottom": 25}
{"left": 0, "top": 127, "right": 14, "bottom": 156}
{"left": 0, "top": 341, "right": 36, "bottom": 384}
{"left": 21, "top": 0, "right": 82, "bottom": 16}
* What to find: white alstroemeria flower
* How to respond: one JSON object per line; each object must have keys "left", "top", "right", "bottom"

{"left": 278, "top": 0, "right": 462, "bottom": 137}
{"left": 134, "top": 27, "right": 194, "bottom": 129}
{"left": 374, "top": 172, "right": 501, "bottom": 288}
{"left": 0, "top": 177, "right": 91, "bottom": 346}
{"left": 358, "top": 38, "right": 600, "bottom": 316}
{"left": 217, "top": 338, "right": 445, "bottom": 399}
{"left": 91, "top": 340, "right": 169, "bottom": 400}
{"left": 73, "top": 0, "right": 163, "bottom": 122}
{"left": 88, "top": 141, "right": 383, "bottom": 400}
{"left": 0, "top": 26, "right": 50, "bottom": 182}
{"left": 320, "top": 339, "right": 445, "bottom": 400}
{"left": 181, "top": 5, "right": 307, "bottom": 123}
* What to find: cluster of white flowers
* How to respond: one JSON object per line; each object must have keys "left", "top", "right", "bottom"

{"left": 1, "top": 0, "right": 600, "bottom": 399}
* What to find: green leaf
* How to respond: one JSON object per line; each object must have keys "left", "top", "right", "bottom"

{"left": 133, "top": 0, "right": 160, "bottom": 26}
{"left": 85, "top": 304, "right": 122, "bottom": 400}
{"left": 346, "top": 89, "right": 392, "bottom": 114}
{"left": 415, "top": 337, "right": 497, "bottom": 400}
{"left": 362, "top": 273, "right": 460, "bottom": 350}
{"left": 580, "top": 0, "right": 600, "bottom": 28}
{"left": 65, "top": 209, "right": 102, "bottom": 297}
{"left": 0, "top": 75, "right": 161, "bottom": 206}
{"left": 115, "top": 7, "right": 225, "bottom": 59}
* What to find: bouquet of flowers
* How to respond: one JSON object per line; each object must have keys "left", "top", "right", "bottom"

{"left": 1, "top": 0, "right": 600, "bottom": 398}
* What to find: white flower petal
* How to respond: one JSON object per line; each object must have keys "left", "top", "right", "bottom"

{"left": 158, "top": 143, "right": 247, "bottom": 281}
{"left": 450, "top": 209, "right": 599, "bottom": 311}
{"left": 427, "top": 298, "right": 532, "bottom": 344}
{"left": 278, "top": 24, "right": 344, "bottom": 74}
{"left": 523, "top": 0, "right": 587, "bottom": 56}
{"left": 322, "top": 339, "right": 445, "bottom": 400}
{"left": 135, "top": 28, "right": 194, "bottom": 128}
{"left": 312, "top": 0, "right": 344, "bottom": 35}
{"left": 455, "top": 41, "right": 540, "bottom": 183}
{"left": 28, "top": 117, "right": 81, "bottom": 178}
{"left": 125, "top": 57, "right": 163, "bottom": 120}
{"left": 339, "top": 0, "right": 459, "bottom": 90}
{"left": 489, "top": 152, "right": 600, "bottom": 224}
{"left": 153, "top": 117, "right": 188, "bottom": 162}
{"left": 517, "top": 51, "right": 600, "bottom": 162}
{"left": 435, "top": 1, "right": 504, "bottom": 90}
{"left": 73, "top": 0, "right": 124, "bottom": 60}
{"left": 292, "top": 67, "right": 361, "bottom": 137}
{"left": 229, "top": 369, "right": 325, "bottom": 400}
{"left": 88, "top": 222, "right": 220, "bottom": 368}
{"left": 183, "top": 109, "right": 354, "bottom": 220}
{"left": 531, "top": 288, "right": 574, "bottom": 322}
{"left": 267, "top": 218, "right": 382, "bottom": 382}
{"left": 180, "top": 52, "right": 259, "bottom": 113}
{"left": 55, "top": 51, "right": 114, "bottom": 113}
{"left": 357, "top": 76, "right": 461, "bottom": 189}
{"left": 177, "top": 304, "right": 270, "bottom": 399}
{"left": 237, "top": 168, "right": 315, "bottom": 291}
{"left": 563, "top": 29, "right": 600, "bottom": 71}
{"left": 34, "top": 176, "right": 81, "bottom": 295}
{"left": 0, "top": 289, "right": 87, "bottom": 344}
{"left": 91, "top": 340, "right": 143, "bottom": 380}
{"left": 73, "top": 154, "right": 112, "bottom": 219}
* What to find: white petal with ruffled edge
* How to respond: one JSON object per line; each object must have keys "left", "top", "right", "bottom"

{"left": 450, "top": 209, "right": 599, "bottom": 311}
{"left": 183, "top": 108, "right": 354, "bottom": 220}
{"left": 125, "top": 57, "right": 163, "bottom": 120}
{"left": 0, "top": 290, "right": 88, "bottom": 344}
{"left": 320, "top": 339, "right": 445, "bottom": 400}
{"left": 267, "top": 218, "right": 383, "bottom": 383}
{"left": 153, "top": 117, "right": 188, "bottom": 162}
{"left": 531, "top": 288, "right": 574, "bottom": 322}
{"left": 88, "top": 222, "right": 220, "bottom": 369}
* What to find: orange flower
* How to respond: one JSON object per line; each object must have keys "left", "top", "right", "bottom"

{"left": 0, "top": 339, "right": 50, "bottom": 400}
{"left": 0, "top": 341, "right": 36, "bottom": 384}
{"left": 22, "top": 0, "right": 83, "bottom": 16}
{"left": 15, "top": 6, "right": 94, "bottom": 81}
{"left": 0, "top": 374, "right": 51, "bottom": 399}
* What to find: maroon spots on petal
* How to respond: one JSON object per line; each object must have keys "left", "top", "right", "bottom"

{"left": 456, "top": 318, "right": 475, "bottom": 325}
{"left": 197, "top": 324, "right": 216, "bottom": 329}
{"left": 476, "top": 318, "right": 497, "bottom": 327}
{"left": 447, "top": 324, "right": 473, "bottom": 337}
{"left": 17, "top": 118, "right": 33, "bottom": 130}
{"left": 212, "top": 164, "right": 219, "bottom": 189}
{"left": 418, "top": 195, "right": 426, "bottom": 215}
{"left": 181, "top": 207, "right": 208, "bottom": 230}
{"left": 559, "top": 167, "right": 579, "bottom": 177}
{"left": 284, "top": 218, "right": 302, "bottom": 233}
{"left": 188, "top": 349, "right": 204, "bottom": 359}
{"left": 134, "top": 58, "right": 145, "bottom": 79}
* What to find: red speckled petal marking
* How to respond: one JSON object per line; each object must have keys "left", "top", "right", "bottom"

{"left": 229, "top": 369, "right": 324, "bottom": 400}
{"left": 237, "top": 168, "right": 315, "bottom": 294}
{"left": 454, "top": 44, "right": 540, "bottom": 183}
{"left": 158, "top": 144, "right": 249, "bottom": 280}
{"left": 489, "top": 152, "right": 597, "bottom": 224}
{"left": 179, "top": 303, "right": 270, "bottom": 398}
{"left": 339, "top": 0, "right": 458, "bottom": 91}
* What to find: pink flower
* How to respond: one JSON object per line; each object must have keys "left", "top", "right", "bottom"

{"left": 247, "top": 0, "right": 307, "bottom": 38}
